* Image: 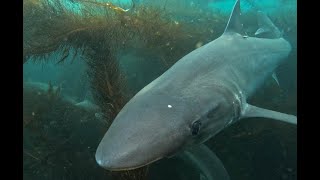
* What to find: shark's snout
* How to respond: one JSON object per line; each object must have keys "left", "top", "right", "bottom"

{"left": 95, "top": 128, "right": 151, "bottom": 170}
{"left": 95, "top": 143, "right": 151, "bottom": 171}
{"left": 95, "top": 94, "right": 191, "bottom": 171}
{"left": 95, "top": 126, "right": 178, "bottom": 171}
{"left": 95, "top": 114, "right": 190, "bottom": 171}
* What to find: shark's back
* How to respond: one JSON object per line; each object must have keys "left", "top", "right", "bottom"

{"left": 199, "top": 34, "right": 291, "bottom": 97}
{"left": 136, "top": 3, "right": 291, "bottom": 100}
{"left": 137, "top": 32, "right": 290, "bottom": 101}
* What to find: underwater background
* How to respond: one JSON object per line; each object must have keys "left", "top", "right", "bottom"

{"left": 23, "top": 0, "right": 297, "bottom": 180}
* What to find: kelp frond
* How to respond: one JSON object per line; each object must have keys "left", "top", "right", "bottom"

{"left": 23, "top": 0, "right": 227, "bottom": 64}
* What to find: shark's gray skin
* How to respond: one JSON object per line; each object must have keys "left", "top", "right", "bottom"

{"left": 95, "top": 0, "right": 297, "bottom": 173}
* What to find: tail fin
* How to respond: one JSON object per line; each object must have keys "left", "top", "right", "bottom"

{"left": 255, "top": 11, "right": 281, "bottom": 38}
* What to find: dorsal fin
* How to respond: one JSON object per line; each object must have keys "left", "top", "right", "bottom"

{"left": 224, "top": 0, "right": 243, "bottom": 34}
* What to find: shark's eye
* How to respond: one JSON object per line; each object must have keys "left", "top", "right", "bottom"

{"left": 191, "top": 120, "right": 201, "bottom": 136}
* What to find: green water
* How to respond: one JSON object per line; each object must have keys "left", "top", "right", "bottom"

{"left": 23, "top": 0, "right": 297, "bottom": 179}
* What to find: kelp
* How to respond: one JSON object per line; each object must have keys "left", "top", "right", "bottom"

{"left": 23, "top": 0, "right": 297, "bottom": 64}
{"left": 85, "top": 46, "right": 128, "bottom": 126}
{"left": 23, "top": 81, "right": 111, "bottom": 180}
{"left": 23, "top": 0, "right": 228, "bottom": 65}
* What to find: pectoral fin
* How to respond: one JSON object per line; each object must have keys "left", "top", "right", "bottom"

{"left": 255, "top": 27, "right": 270, "bottom": 36}
{"left": 242, "top": 104, "right": 297, "bottom": 125}
{"left": 176, "top": 144, "right": 230, "bottom": 180}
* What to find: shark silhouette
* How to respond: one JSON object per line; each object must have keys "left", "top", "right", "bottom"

{"left": 95, "top": 0, "right": 296, "bottom": 178}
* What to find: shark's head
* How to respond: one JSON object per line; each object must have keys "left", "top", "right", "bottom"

{"left": 95, "top": 93, "right": 194, "bottom": 170}
{"left": 95, "top": 84, "right": 239, "bottom": 171}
